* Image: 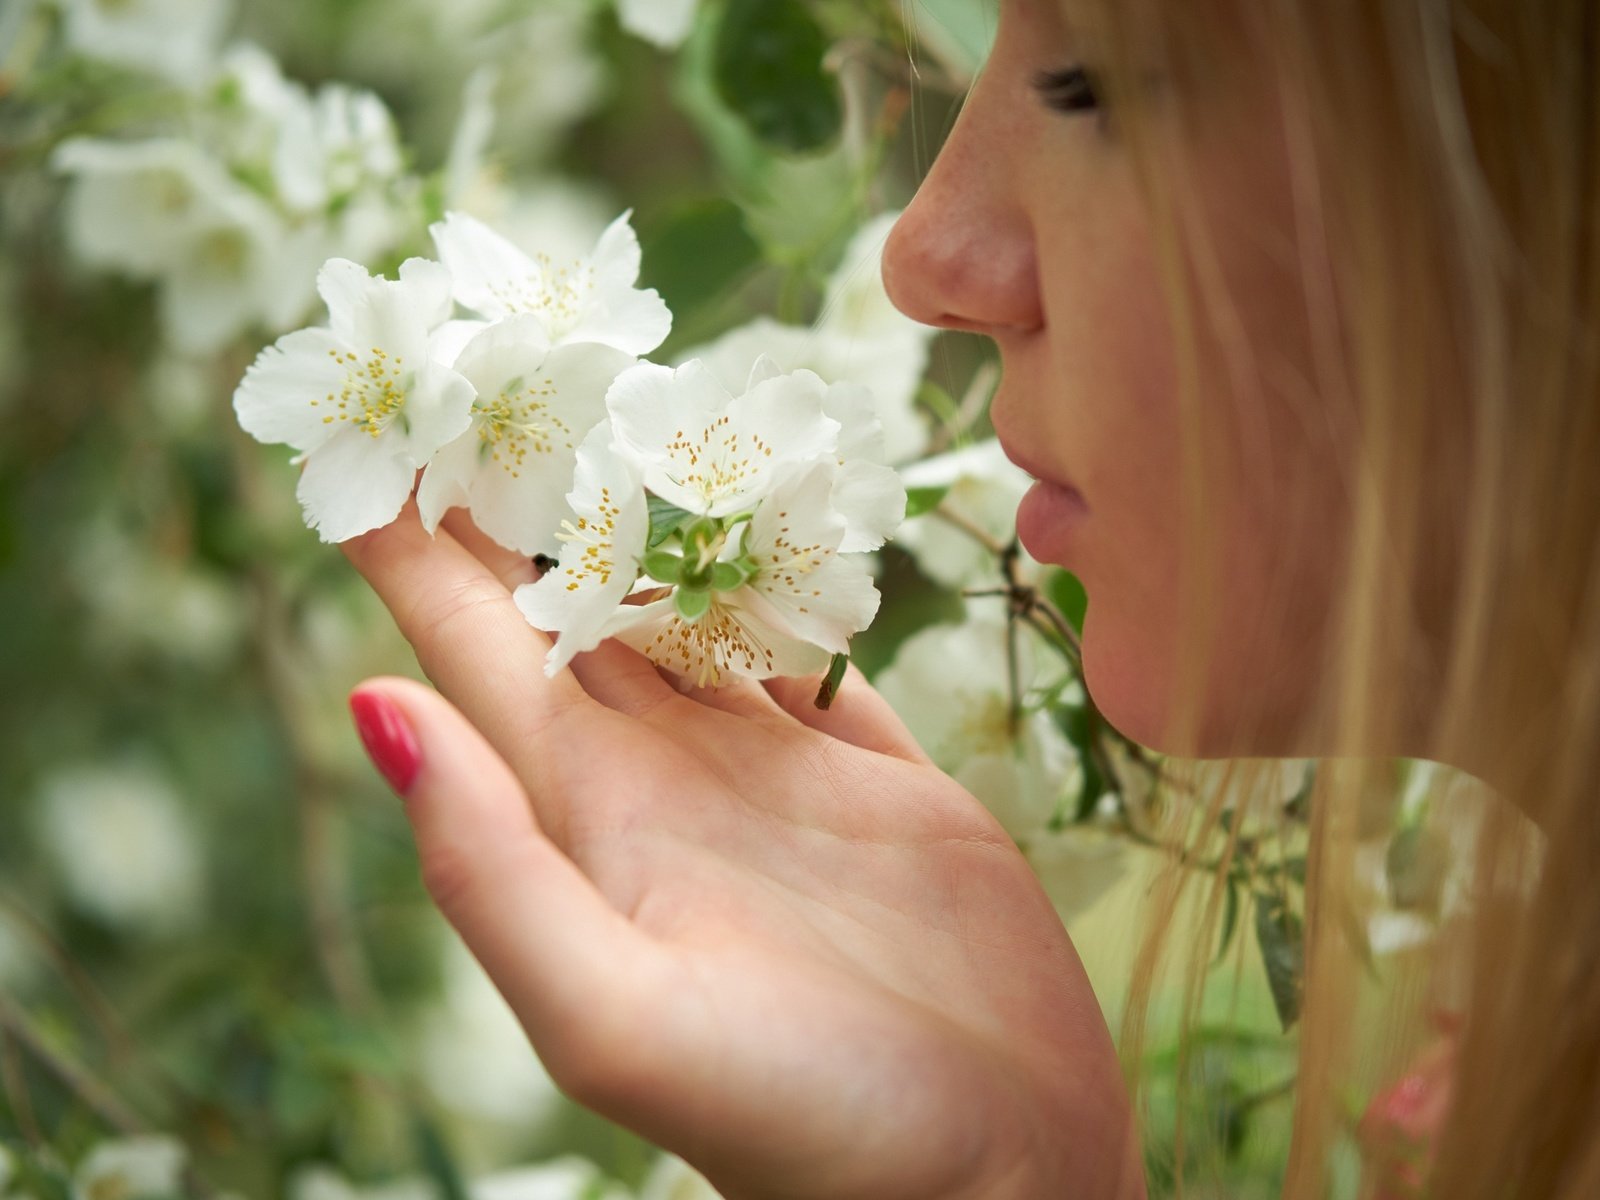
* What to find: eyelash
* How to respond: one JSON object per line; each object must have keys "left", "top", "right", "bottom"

{"left": 1033, "top": 65, "right": 1102, "bottom": 115}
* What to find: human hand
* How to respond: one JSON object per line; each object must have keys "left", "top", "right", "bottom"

{"left": 343, "top": 503, "right": 1145, "bottom": 1200}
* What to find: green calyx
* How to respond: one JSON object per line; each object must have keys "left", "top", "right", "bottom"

{"left": 640, "top": 502, "right": 761, "bottom": 602}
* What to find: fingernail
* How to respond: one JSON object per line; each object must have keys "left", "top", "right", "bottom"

{"left": 349, "top": 691, "right": 421, "bottom": 795}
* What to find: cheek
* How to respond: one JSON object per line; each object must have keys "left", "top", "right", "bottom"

{"left": 1049, "top": 242, "right": 1347, "bottom": 755}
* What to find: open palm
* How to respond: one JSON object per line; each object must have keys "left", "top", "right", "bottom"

{"left": 344, "top": 505, "right": 1143, "bottom": 1200}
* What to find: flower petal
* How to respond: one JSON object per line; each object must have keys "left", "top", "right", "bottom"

{"left": 430, "top": 211, "right": 545, "bottom": 323}
{"left": 233, "top": 326, "right": 351, "bottom": 452}
{"left": 743, "top": 465, "right": 881, "bottom": 654}
{"left": 608, "top": 595, "right": 831, "bottom": 687}
{"left": 295, "top": 426, "right": 418, "bottom": 543}
{"left": 513, "top": 422, "right": 648, "bottom": 675}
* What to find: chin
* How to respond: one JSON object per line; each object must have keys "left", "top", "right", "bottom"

{"left": 1078, "top": 609, "right": 1317, "bottom": 761}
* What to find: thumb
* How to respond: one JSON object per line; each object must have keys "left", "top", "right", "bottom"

{"left": 348, "top": 677, "right": 657, "bottom": 1093}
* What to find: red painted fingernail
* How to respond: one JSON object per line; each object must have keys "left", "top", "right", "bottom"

{"left": 349, "top": 691, "right": 421, "bottom": 795}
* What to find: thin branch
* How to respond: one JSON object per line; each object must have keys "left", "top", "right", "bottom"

{"left": 0, "top": 992, "right": 145, "bottom": 1136}
{"left": 0, "top": 1022, "right": 43, "bottom": 1146}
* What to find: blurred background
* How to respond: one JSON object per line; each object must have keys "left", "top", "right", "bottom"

{"left": 0, "top": 1, "right": 1468, "bottom": 1196}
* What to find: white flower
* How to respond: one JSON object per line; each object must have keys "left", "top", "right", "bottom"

{"left": 234, "top": 257, "right": 476, "bottom": 542}
{"left": 53, "top": 136, "right": 316, "bottom": 352}
{"left": 470, "top": 1158, "right": 632, "bottom": 1200}
{"left": 639, "top": 1155, "right": 724, "bottom": 1200}
{"left": 605, "top": 359, "right": 840, "bottom": 518}
{"left": 431, "top": 210, "right": 671, "bottom": 356}
{"left": 60, "top": 0, "right": 231, "bottom": 83}
{"left": 418, "top": 934, "right": 563, "bottom": 1131}
{"left": 616, "top": 0, "right": 699, "bottom": 48}
{"left": 33, "top": 763, "right": 205, "bottom": 935}
{"left": 514, "top": 422, "right": 651, "bottom": 676}
{"left": 608, "top": 462, "right": 883, "bottom": 687}
{"left": 417, "top": 317, "right": 635, "bottom": 556}
{"left": 286, "top": 1166, "right": 435, "bottom": 1200}
{"left": 684, "top": 214, "right": 934, "bottom": 464}
{"left": 73, "top": 1135, "right": 187, "bottom": 1200}
{"left": 273, "top": 84, "right": 404, "bottom": 214}
{"left": 875, "top": 616, "right": 1076, "bottom": 840}
{"left": 895, "top": 439, "right": 1042, "bottom": 589}
{"left": 1024, "top": 827, "right": 1131, "bottom": 924}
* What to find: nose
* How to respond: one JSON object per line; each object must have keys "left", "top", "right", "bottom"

{"left": 882, "top": 81, "right": 1043, "bottom": 337}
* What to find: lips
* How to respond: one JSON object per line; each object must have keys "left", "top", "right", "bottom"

{"left": 994, "top": 430, "right": 1086, "bottom": 508}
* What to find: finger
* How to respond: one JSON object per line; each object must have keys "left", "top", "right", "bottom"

{"left": 763, "top": 662, "right": 932, "bottom": 762}
{"left": 342, "top": 500, "right": 591, "bottom": 844}
{"left": 350, "top": 677, "right": 663, "bottom": 1088}
{"left": 671, "top": 670, "right": 793, "bottom": 720}
{"left": 439, "top": 508, "right": 540, "bottom": 591}
{"left": 567, "top": 639, "right": 684, "bottom": 719}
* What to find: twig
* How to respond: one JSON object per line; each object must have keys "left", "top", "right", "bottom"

{"left": 0, "top": 1021, "right": 43, "bottom": 1146}
{"left": 0, "top": 992, "right": 145, "bottom": 1136}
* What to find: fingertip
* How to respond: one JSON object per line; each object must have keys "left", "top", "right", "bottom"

{"left": 349, "top": 682, "right": 423, "bottom": 795}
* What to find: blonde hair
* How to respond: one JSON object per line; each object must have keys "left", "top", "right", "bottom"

{"left": 1069, "top": 0, "right": 1600, "bottom": 1194}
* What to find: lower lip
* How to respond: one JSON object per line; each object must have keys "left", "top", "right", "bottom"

{"left": 1015, "top": 480, "right": 1090, "bottom": 562}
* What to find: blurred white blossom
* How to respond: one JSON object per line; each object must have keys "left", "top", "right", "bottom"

{"left": 418, "top": 933, "right": 563, "bottom": 1131}
{"left": 233, "top": 257, "right": 476, "bottom": 542}
{"left": 895, "top": 439, "right": 1041, "bottom": 589}
{"left": 471, "top": 1158, "right": 632, "bottom": 1200}
{"left": 638, "top": 1155, "right": 724, "bottom": 1200}
{"left": 72, "top": 1134, "right": 187, "bottom": 1200}
{"left": 53, "top": 137, "right": 312, "bottom": 353}
{"left": 1024, "top": 826, "right": 1131, "bottom": 924}
{"left": 60, "top": 0, "right": 232, "bottom": 83}
{"left": 34, "top": 762, "right": 205, "bottom": 935}
{"left": 686, "top": 214, "right": 934, "bottom": 464}
{"left": 876, "top": 616, "right": 1075, "bottom": 841}
{"left": 616, "top": 0, "right": 699, "bottom": 49}
{"left": 286, "top": 1165, "right": 435, "bottom": 1200}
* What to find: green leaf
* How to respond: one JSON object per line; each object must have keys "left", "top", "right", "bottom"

{"left": 410, "top": 1110, "right": 471, "bottom": 1200}
{"left": 814, "top": 652, "right": 850, "bottom": 710}
{"left": 674, "top": 585, "right": 714, "bottom": 623}
{"left": 643, "top": 548, "right": 686, "bottom": 583}
{"left": 1044, "top": 569, "right": 1089, "bottom": 636}
{"left": 710, "top": 560, "right": 746, "bottom": 591}
{"left": 903, "top": 485, "right": 950, "bottom": 520}
{"left": 713, "top": 0, "right": 842, "bottom": 153}
{"left": 1253, "top": 891, "right": 1305, "bottom": 1032}
{"left": 647, "top": 495, "right": 693, "bottom": 549}
{"left": 639, "top": 198, "right": 762, "bottom": 325}
{"left": 1213, "top": 877, "right": 1241, "bottom": 968}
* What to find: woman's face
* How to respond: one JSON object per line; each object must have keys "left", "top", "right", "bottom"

{"left": 883, "top": 0, "right": 1354, "bottom": 757}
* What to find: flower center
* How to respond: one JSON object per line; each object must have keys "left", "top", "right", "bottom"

{"left": 476, "top": 376, "right": 573, "bottom": 478}
{"left": 311, "top": 347, "right": 411, "bottom": 438}
{"left": 554, "top": 487, "right": 622, "bottom": 591}
{"left": 663, "top": 417, "right": 777, "bottom": 507}
{"left": 489, "top": 255, "right": 595, "bottom": 334}
{"left": 649, "top": 600, "right": 776, "bottom": 688}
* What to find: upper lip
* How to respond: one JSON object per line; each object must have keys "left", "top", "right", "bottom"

{"left": 993, "top": 428, "right": 1080, "bottom": 496}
